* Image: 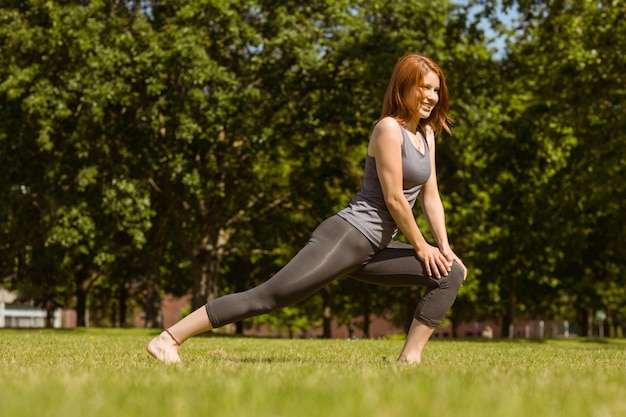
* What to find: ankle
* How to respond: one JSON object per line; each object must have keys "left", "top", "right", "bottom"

{"left": 164, "top": 329, "right": 181, "bottom": 346}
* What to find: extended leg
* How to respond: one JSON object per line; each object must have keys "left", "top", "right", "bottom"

{"left": 147, "top": 216, "right": 375, "bottom": 363}
{"left": 204, "top": 216, "right": 375, "bottom": 329}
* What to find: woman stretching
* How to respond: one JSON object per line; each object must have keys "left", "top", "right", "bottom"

{"left": 147, "top": 53, "right": 467, "bottom": 365}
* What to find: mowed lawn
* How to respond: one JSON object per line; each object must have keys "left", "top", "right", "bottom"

{"left": 1, "top": 328, "right": 625, "bottom": 417}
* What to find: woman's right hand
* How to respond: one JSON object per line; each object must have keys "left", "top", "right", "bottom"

{"left": 415, "top": 243, "right": 452, "bottom": 279}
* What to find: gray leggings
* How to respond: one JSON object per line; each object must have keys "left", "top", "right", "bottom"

{"left": 205, "top": 215, "right": 464, "bottom": 328}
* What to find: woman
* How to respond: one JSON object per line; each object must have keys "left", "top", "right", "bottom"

{"left": 147, "top": 53, "right": 467, "bottom": 365}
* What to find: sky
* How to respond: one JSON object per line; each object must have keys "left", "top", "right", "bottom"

{"left": 462, "top": 0, "right": 520, "bottom": 58}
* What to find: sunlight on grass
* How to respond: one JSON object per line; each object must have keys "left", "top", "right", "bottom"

{"left": 1, "top": 329, "right": 625, "bottom": 417}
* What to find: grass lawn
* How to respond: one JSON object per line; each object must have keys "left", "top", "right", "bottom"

{"left": 1, "top": 328, "right": 625, "bottom": 417}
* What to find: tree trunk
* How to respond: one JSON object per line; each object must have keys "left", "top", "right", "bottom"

{"left": 322, "top": 286, "right": 332, "bottom": 339}
{"left": 361, "top": 290, "right": 372, "bottom": 338}
{"left": 111, "top": 300, "right": 118, "bottom": 327}
{"left": 192, "top": 245, "right": 220, "bottom": 309}
{"left": 118, "top": 284, "right": 128, "bottom": 327}
{"left": 580, "top": 307, "right": 593, "bottom": 337}
{"left": 143, "top": 267, "right": 162, "bottom": 329}
{"left": 501, "top": 286, "right": 517, "bottom": 338}
{"left": 45, "top": 300, "right": 56, "bottom": 328}
{"left": 363, "top": 312, "right": 371, "bottom": 338}
{"left": 191, "top": 227, "right": 232, "bottom": 310}
{"left": 450, "top": 316, "right": 458, "bottom": 338}
{"left": 73, "top": 265, "right": 97, "bottom": 328}
{"left": 142, "top": 214, "right": 166, "bottom": 329}
{"left": 233, "top": 264, "right": 247, "bottom": 335}
{"left": 501, "top": 314, "right": 511, "bottom": 338}
{"left": 75, "top": 276, "right": 88, "bottom": 328}
{"left": 235, "top": 321, "right": 244, "bottom": 335}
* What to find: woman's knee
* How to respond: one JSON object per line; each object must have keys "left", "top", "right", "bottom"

{"left": 440, "top": 261, "right": 464, "bottom": 291}
{"left": 245, "top": 286, "right": 280, "bottom": 314}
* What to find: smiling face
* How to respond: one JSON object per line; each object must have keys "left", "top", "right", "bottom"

{"left": 416, "top": 71, "right": 440, "bottom": 120}
{"left": 381, "top": 54, "right": 451, "bottom": 136}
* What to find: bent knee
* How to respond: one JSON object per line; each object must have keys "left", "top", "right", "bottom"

{"left": 440, "top": 262, "right": 464, "bottom": 290}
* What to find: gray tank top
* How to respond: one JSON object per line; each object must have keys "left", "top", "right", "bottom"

{"left": 337, "top": 125, "right": 431, "bottom": 249}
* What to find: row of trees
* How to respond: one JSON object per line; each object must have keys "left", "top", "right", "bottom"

{"left": 1, "top": 0, "right": 624, "bottom": 337}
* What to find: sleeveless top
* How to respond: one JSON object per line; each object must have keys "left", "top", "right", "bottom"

{"left": 337, "top": 125, "right": 431, "bottom": 249}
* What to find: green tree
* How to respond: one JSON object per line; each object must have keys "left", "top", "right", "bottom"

{"left": 0, "top": 1, "right": 155, "bottom": 326}
{"left": 466, "top": 0, "right": 626, "bottom": 336}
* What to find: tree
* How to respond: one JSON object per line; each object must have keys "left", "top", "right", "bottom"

{"left": 0, "top": 1, "right": 154, "bottom": 325}
{"left": 466, "top": 0, "right": 626, "bottom": 335}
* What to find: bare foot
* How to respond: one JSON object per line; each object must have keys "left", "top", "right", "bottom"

{"left": 146, "top": 331, "right": 181, "bottom": 364}
{"left": 396, "top": 355, "right": 421, "bottom": 365}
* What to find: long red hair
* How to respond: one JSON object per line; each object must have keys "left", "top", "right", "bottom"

{"left": 379, "top": 54, "right": 452, "bottom": 136}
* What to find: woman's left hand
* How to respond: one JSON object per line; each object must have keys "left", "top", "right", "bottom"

{"left": 441, "top": 250, "right": 467, "bottom": 281}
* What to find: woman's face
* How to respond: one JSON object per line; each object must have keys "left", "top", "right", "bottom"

{"left": 416, "top": 71, "right": 440, "bottom": 120}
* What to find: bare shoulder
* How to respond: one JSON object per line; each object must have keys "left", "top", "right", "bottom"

{"left": 374, "top": 117, "right": 402, "bottom": 137}
{"left": 368, "top": 117, "right": 403, "bottom": 156}
{"left": 371, "top": 117, "right": 403, "bottom": 145}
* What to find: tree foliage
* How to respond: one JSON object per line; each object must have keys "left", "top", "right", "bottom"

{"left": 463, "top": 0, "right": 626, "bottom": 336}
{"left": 0, "top": 0, "right": 624, "bottom": 337}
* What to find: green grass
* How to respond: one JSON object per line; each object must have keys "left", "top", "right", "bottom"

{"left": 1, "top": 329, "right": 625, "bottom": 417}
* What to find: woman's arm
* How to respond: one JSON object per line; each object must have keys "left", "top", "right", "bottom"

{"left": 369, "top": 118, "right": 452, "bottom": 278}
{"left": 420, "top": 128, "right": 467, "bottom": 279}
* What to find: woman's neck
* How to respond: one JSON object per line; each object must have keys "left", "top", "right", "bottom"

{"left": 405, "top": 120, "right": 422, "bottom": 135}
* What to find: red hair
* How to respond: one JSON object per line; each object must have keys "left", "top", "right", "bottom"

{"left": 379, "top": 54, "right": 452, "bottom": 136}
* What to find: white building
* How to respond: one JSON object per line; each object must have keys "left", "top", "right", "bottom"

{"left": 0, "top": 288, "right": 62, "bottom": 328}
